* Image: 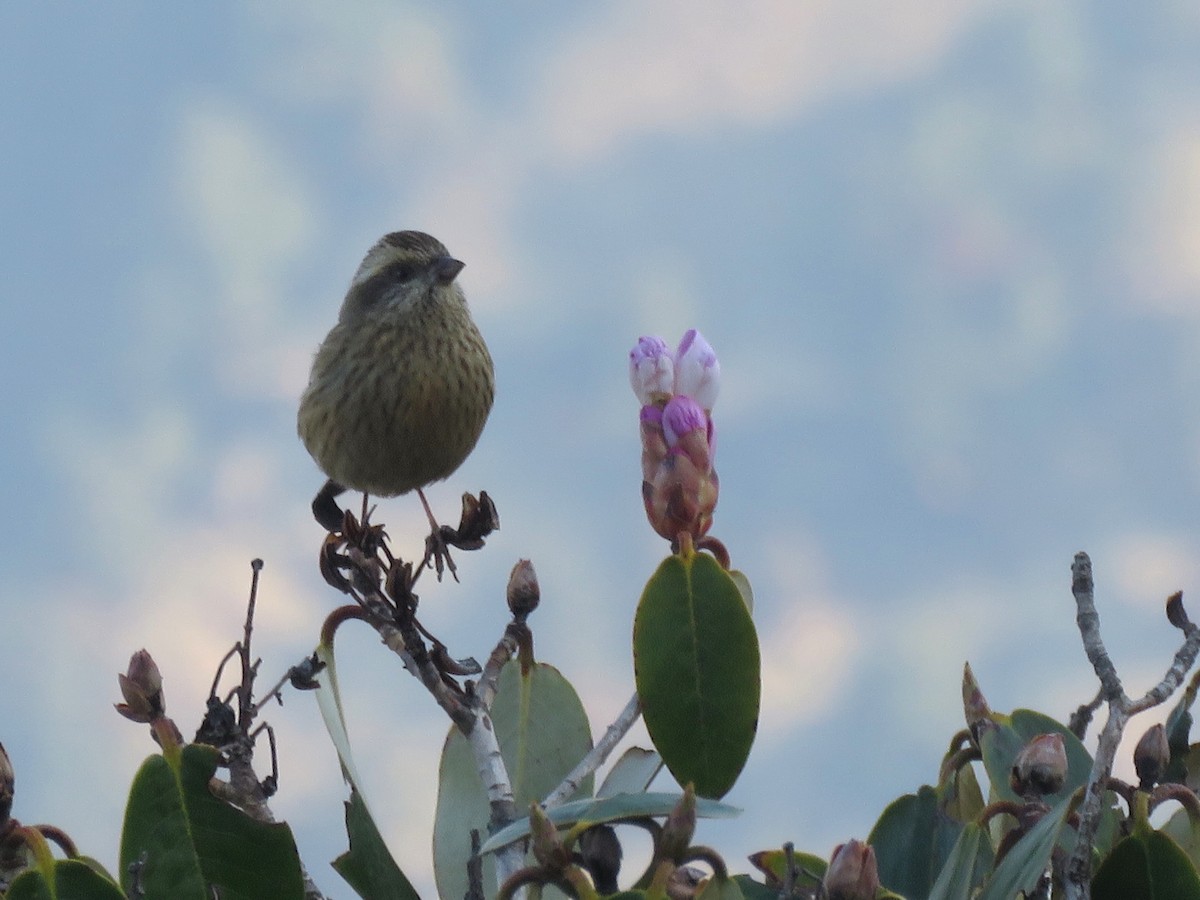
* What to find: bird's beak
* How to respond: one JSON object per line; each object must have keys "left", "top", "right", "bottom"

{"left": 433, "top": 256, "right": 465, "bottom": 284}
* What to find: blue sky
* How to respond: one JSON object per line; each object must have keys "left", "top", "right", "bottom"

{"left": 4, "top": 2, "right": 1200, "bottom": 896}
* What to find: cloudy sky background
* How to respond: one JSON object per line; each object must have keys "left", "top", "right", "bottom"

{"left": 5, "top": 2, "right": 1200, "bottom": 896}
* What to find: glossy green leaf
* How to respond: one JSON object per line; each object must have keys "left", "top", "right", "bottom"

{"left": 333, "top": 788, "right": 420, "bottom": 900}
{"left": 940, "top": 758, "right": 985, "bottom": 825}
{"left": 928, "top": 822, "right": 990, "bottom": 900}
{"left": 1182, "top": 745, "right": 1200, "bottom": 795}
{"left": 1093, "top": 828, "right": 1200, "bottom": 900}
{"left": 1165, "top": 687, "right": 1195, "bottom": 785}
{"left": 597, "top": 747, "right": 663, "bottom": 798}
{"left": 978, "top": 794, "right": 1074, "bottom": 900}
{"left": 2, "top": 871, "right": 52, "bottom": 900}
{"left": 728, "top": 570, "right": 754, "bottom": 614}
{"left": 633, "top": 552, "right": 760, "bottom": 799}
{"left": 314, "top": 638, "right": 423, "bottom": 897}
{"left": 434, "top": 661, "right": 592, "bottom": 900}
{"left": 869, "top": 784, "right": 970, "bottom": 898}
{"left": 1161, "top": 805, "right": 1200, "bottom": 869}
{"left": 313, "top": 640, "right": 367, "bottom": 790}
{"left": 5, "top": 859, "right": 124, "bottom": 900}
{"left": 118, "top": 743, "right": 303, "bottom": 900}
{"left": 480, "top": 792, "right": 740, "bottom": 855}
{"left": 732, "top": 874, "right": 778, "bottom": 900}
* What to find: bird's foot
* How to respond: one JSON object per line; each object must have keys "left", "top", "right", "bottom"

{"left": 423, "top": 527, "right": 459, "bottom": 582}
{"left": 417, "top": 490, "right": 500, "bottom": 582}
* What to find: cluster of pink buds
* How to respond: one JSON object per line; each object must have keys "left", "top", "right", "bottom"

{"left": 629, "top": 329, "right": 720, "bottom": 544}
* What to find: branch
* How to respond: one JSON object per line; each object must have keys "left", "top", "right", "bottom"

{"left": 319, "top": 512, "right": 530, "bottom": 889}
{"left": 477, "top": 623, "right": 527, "bottom": 711}
{"left": 1063, "top": 553, "right": 1200, "bottom": 898}
{"left": 543, "top": 693, "right": 642, "bottom": 809}
{"left": 1071, "top": 552, "right": 1124, "bottom": 704}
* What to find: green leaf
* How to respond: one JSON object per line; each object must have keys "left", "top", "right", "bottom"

{"left": 940, "top": 757, "right": 985, "bottom": 825}
{"left": 633, "top": 552, "right": 760, "bottom": 799}
{"left": 312, "top": 640, "right": 367, "bottom": 791}
{"left": 1162, "top": 805, "right": 1200, "bottom": 869}
{"left": 597, "top": 747, "right": 663, "bottom": 798}
{"left": 433, "top": 661, "right": 593, "bottom": 900}
{"left": 314, "top": 637, "right": 426, "bottom": 898}
{"left": 1165, "top": 688, "right": 1196, "bottom": 785}
{"left": 333, "top": 788, "right": 420, "bottom": 900}
{"left": 928, "top": 823, "right": 991, "bottom": 900}
{"left": 6, "top": 859, "right": 125, "bottom": 900}
{"left": 2, "top": 871, "right": 52, "bottom": 900}
{"left": 118, "top": 743, "right": 303, "bottom": 900}
{"left": 977, "top": 794, "right": 1074, "bottom": 900}
{"left": 869, "top": 785, "right": 970, "bottom": 897}
{"left": 1093, "top": 829, "right": 1200, "bottom": 900}
{"left": 728, "top": 570, "right": 754, "bottom": 614}
{"left": 479, "top": 792, "right": 741, "bottom": 856}
{"left": 732, "top": 874, "right": 778, "bottom": 900}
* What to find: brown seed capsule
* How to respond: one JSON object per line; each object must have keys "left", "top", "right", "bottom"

{"left": 1134, "top": 723, "right": 1170, "bottom": 790}
{"left": 506, "top": 559, "right": 540, "bottom": 619}
{"left": 1010, "top": 732, "right": 1068, "bottom": 798}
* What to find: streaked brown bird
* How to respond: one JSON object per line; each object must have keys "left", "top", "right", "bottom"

{"left": 298, "top": 231, "right": 495, "bottom": 533}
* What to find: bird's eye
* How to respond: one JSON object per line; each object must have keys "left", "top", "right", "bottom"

{"left": 383, "top": 259, "right": 424, "bottom": 284}
{"left": 343, "top": 257, "right": 432, "bottom": 320}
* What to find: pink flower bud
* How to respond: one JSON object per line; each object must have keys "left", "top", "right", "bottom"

{"left": 662, "top": 395, "right": 707, "bottom": 448}
{"left": 640, "top": 404, "right": 670, "bottom": 482}
{"left": 674, "top": 329, "right": 720, "bottom": 410}
{"left": 642, "top": 453, "right": 719, "bottom": 541}
{"left": 630, "top": 336, "right": 675, "bottom": 405}
{"left": 631, "top": 331, "right": 721, "bottom": 543}
{"left": 662, "top": 395, "right": 713, "bottom": 474}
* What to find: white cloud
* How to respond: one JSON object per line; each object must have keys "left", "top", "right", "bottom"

{"left": 757, "top": 533, "right": 861, "bottom": 734}
{"left": 250, "top": 4, "right": 473, "bottom": 160}
{"left": 1104, "top": 531, "right": 1200, "bottom": 611}
{"left": 887, "top": 263, "right": 1071, "bottom": 511}
{"left": 1122, "top": 128, "right": 1200, "bottom": 317}
{"left": 174, "top": 99, "right": 317, "bottom": 320}
{"left": 171, "top": 97, "right": 322, "bottom": 400}
{"left": 534, "top": 0, "right": 1001, "bottom": 163}
{"left": 43, "top": 405, "right": 198, "bottom": 559}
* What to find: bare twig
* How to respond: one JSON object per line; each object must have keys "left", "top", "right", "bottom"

{"left": 1063, "top": 552, "right": 1200, "bottom": 898}
{"left": 201, "top": 560, "right": 329, "bottom": 900}
{"left": 543, "top": 693, "right": 643, "bottom": 809}
{"left": 1067, "top": 687, "right": 1104, "bottom": 741}
{"left": 477, "top": 623, "right": 528, "bottom": 710}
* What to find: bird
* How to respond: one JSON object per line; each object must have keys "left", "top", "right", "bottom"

{"left": 297, "top": 230, "right": 495, "bottom": 537}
